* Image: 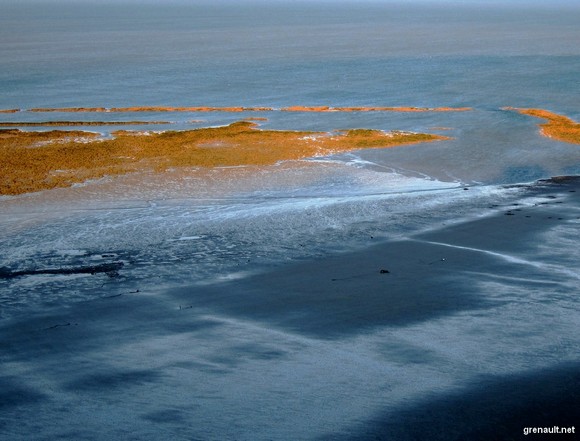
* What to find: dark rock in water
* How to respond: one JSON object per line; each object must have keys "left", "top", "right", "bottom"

{"left": 0, "top": 262, "right": 124, "bottom": 279}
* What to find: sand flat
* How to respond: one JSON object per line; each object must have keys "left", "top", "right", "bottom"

{"left": 169, "top": 177, "right": 580, "bottom": 338}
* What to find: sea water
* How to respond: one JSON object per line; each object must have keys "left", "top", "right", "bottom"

{"left": 1, "top": 2, "right": 580, "bottom": 439}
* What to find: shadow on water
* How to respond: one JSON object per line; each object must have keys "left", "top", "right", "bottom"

{"left": 172, "top": 177, "right": 580, "bottom": 339}
{"left": 320, "top": 362, "right": 580, "bottom": 441}
{"left": 0, "top": 376, "right": 47, "bottom": 410}
{"left": 172, "top": 231, "right": 522, "bottom": 339}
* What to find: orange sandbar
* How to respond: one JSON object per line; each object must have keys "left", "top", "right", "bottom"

{"left": 280, "top": 106, "right": 472, "bottom": 112}
{"left": 109, "top": 106, "right": 275, "bottom": 112}
{"left": 28, "top": 106, "right": 275, "bottom": 113}
{"left": 0, "top": 109, "right": 20, "bottom": 114}
{"left": 23, "top": 106, "right": 471, "bottom": 113}
{"left": 0, "top": 121, "right": 171, "bottom": 127}
{"left": 508, "top": 108, "right": 580, "bottom": 145}
{"left": 0, "top": 121, "right": 448, "bottom": 195}
{"left": 29, "top": 107, "right": 109, "bottom": 113}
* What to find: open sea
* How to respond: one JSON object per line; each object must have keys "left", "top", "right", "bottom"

{"left": 1, "top": 1, "right": 579, "bottom": 440}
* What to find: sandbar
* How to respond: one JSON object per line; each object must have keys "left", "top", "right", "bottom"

{"left": 0, "top": 121, "right": 448, "bottom": 195}
{"left": 0, "top": 121, "right": 171, "bottom": 127}
{"left": 27, "top": 106, "right": 275, "bottom": 113}
{"left": 19, "top": 106, "right": 472, "bottom": 113}
{"left": 28, "top": 107, "right": 109, "bottom": 113}
{"left": 280, "top": 106, "right": 472, "bottom": 112}
{"left": 507, "top": 107, "right": 580, "bottom": 145}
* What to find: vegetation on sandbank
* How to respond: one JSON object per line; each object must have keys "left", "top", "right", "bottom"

{"left": 508, "top": 108, "right": 580, "bottom": 145}
{"left": 0, "top": 121, "right": 448, "bottom": 195}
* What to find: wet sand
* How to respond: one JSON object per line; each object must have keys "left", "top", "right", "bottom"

{"left": 0, "top": 177, "right": 578, "bottom": 440}
{"left": 170, "top": 177, "right": 580, "bottom": 338}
